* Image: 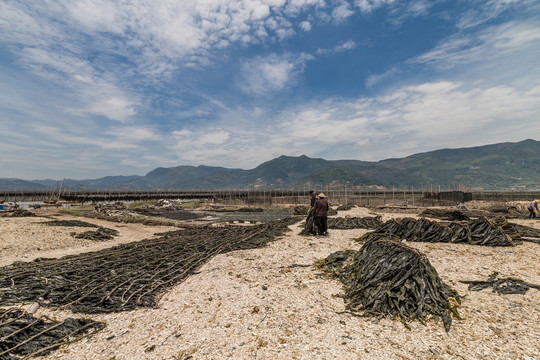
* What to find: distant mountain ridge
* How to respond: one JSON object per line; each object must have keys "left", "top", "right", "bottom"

{"left": 1, "top": 139, "right": 539, "bottom": 190}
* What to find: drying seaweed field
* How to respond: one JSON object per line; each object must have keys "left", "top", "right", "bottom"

{"left": 1, "top": 201, "right": 539, "bottom": 359}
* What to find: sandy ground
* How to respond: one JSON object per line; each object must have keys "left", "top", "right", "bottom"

{"left": 1, "top": 206, "right": 539, "bottom": 360}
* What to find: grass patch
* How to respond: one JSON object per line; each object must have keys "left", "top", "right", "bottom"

{"left": 58, "top": 209, "right": 88, "bottom": 217}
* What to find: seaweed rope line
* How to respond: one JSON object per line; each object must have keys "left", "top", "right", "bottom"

{"left": 121, "top": 248, "right": 210, "bottom": 305}
{"left": 0, "top": 314, "right": 102, "bottom": 360}
{"left": 0, "top": 320, "right": 64, "bottom": 357}
{"left": 20, "top": 321, "right": 102, "bottom": 359}
{"left": 0, "top": 219, "right": 294, "bottom": 312}
{"left": 100, "top": 260, "right": 169, "bottom": 304}
{"left": 58, "top": 270, "right": 134, "bottom": 310}
{"left": 118, "top": 233, "right": 228, "bottom": 305}
{"left": 0, "top": 308, "right": 27, "bottom": 327}
{"left": 134, "top": 224, "right": 274, "bottom": 305}
{"left": 130, "top": 229, "right": 258, "bottom": 306}
{"left": 0, "top": 315, "right": 42, "bottom": 342}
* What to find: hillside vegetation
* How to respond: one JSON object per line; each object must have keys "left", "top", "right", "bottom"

{"left": 2, "top": 139, "right": 539, "bottom": 190}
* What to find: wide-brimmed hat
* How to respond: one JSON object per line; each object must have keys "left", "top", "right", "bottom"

{"left": 309, "top": 190, "right": 314, "bottom": 195}
{"left": 318, "top": 193, "right": 326, "bottom": 198}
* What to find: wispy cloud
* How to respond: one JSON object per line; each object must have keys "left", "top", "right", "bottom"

{"left": 317, "top": 40, "right": 357, "bottom": 55}
{"left": 160, "top": 79, "right": 540, "bottom": 167}
{"left": 413, "top": 21, "right": 540, "bottom": 69}
{"left": 457, "top": 0, "right": 538, "bottom": 29}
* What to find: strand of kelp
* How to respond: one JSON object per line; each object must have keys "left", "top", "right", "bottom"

{"left": 460, "top": 272, "right": 540, "bottom": 295}
{"left": 327, "top": 216, "right": 383, "bottom": 230}
{"left": 361, "top": 216, "right": 518, "bottom": 246}
{"left": 0, "top": 217, "right": 299, "bottom": 314}
{"left": 316, "top": 236, "right": 460, "bottom": 332}
{"left": 0, "top": 308, "right": 103, "bottom": 360}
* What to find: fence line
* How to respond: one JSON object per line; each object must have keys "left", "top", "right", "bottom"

{"left": 1, "top": 188, "right": 538, "bottom": 207}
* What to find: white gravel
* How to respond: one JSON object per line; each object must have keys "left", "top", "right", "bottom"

{"left": 1, "top": 206, "right": 539, "bottom": 360}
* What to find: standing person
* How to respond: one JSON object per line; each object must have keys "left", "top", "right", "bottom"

{"left": 308, "top": 190, "right": 317, "bottom": 211}
{"left": 527, "top": 200, "right": 539, "bottom": 218}
{"left": 314, "top": 193, "right": 329, "bottom": 236}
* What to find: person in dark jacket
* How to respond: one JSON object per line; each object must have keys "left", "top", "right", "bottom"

{"left": 527, "top": 200, "right": 539, "bottom": 218}
{"left": 308, "top": 190, "right": 317, "bottom": 210}
{"left": 314, "top": 193, "right": 329, "bottom": 235}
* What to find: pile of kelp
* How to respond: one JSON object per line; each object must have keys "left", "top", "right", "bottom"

{"left": 8, "top": 210, "right": 36, "bottom": 218}
{"left": 72, "top": 227, "right": 119, "bottom": 241}
{"left": 361, "top": 216, "right": 518, "bottom": 246}
{"left": 461, "top": 272, "right": 540, "bottom": 295}
{"left": 0, "top": 217, "right": 299, "bottom": 314}
{"left": 316, "top": 236, "right": 460, "bottom": 331}
{"left": 0, "top": 308, "right": 103, "bottom": 360}
{"left": 327, "top": 216, "right": 383, "bottom": 230}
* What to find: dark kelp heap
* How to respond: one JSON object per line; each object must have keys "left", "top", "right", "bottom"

{"left": 316, "top": 236, "right": 460, "bottom": 332}
{"left": 0, "top": 217, "right": 299, "bottom": 314}
{"left": 0, "top": 308, "right": 103, "bottom": 360}
{"left": 362, "top": 216, "right": 517, "bottom": 246}
{"left": 71, "top": 227, "right": 119, "bottom": 241}
{"left": 8, "top": 210, "right": 36, "bottom": 218}
{"left": 460, "top": 272, "right": 540, "bottom": 295}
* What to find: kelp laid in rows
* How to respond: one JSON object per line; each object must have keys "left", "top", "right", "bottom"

{"left": 362, "top": 216, "right": 517, "bottom": 246}
{"left": 316, "top": 237, "right": 460, "bottom": 332}
{"left": 513, "top": 223, "right": 540, "bottom": 244}
{"left": 301, "top": 215, "right": 383, "bottom": 235}
{"left": 0, "top": 308, "right": 103, "bottom": 360}
{"left": 327, "top": 216, "right": 383, "bottom": 230}
{"left": 460, "top": 272, "right": 540, "bottom": 295}
{"left": 41, "top": 220, "right": 99, "bottom": 228}
{"left": 0, "top": 217, "right": 299, "bottom": 314}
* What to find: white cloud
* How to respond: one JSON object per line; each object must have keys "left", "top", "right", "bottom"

{"left": 238, "top": 53, "right": 312, "bottom": 95}
{"left": 299, "top": 21, "right": 312, "bottom": 31}
{"left": 0, "top": 0, "right": 353, "bottom": 123}
{"left": 353, "top": 0, "right": 395, "bottom": 13}
{"left": 334, "top": 40, "right": 356, "bottom": 52}
{"left": 332, "top": 1, "right": 354, "bottom": 22}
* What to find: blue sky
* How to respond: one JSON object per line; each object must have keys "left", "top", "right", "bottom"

{"left": 1, "top": 0, "right": 539, "bottom": 179}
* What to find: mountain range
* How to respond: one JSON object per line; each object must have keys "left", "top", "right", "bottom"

{"left": 2, "top": 139, "right": 539, "bottom": 191}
